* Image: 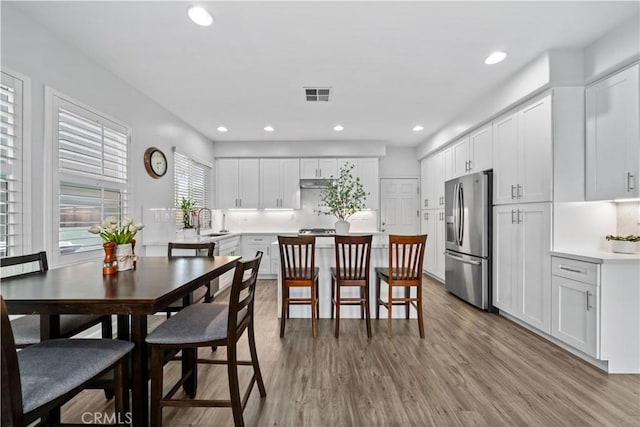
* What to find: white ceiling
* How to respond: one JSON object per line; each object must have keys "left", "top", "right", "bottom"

{"left": 12, "top": 1, "right": 639, "bottom": 146}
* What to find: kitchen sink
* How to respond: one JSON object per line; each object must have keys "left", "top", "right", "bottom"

{"left": 204, "top": 232, "right": 230, "bottom": 237}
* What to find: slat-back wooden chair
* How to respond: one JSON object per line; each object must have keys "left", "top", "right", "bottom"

{"left": 165, "top": 242, "right": 216, "bottom": 317}
{"left": 375, "top": 235, "right": 427, "bottom": 338}
{"left": 278, "top": 235, "right": 319, "bottom": 337}
{"left": 331, "top": 235, "right": 373, "bottom": 338}
{"left": 1, "top": 296, "right": 133, "bottom": 426}
{"left": 146, "top": 253, "right": 266, "bottom": 427}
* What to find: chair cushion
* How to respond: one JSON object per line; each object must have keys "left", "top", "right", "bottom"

{"left": 18, "top": 339, "right": 134, "bottom": 414}
{"left": 146, "top": 303, "right": 233, "bottom": 345}
{"left": 11, "top": 314, "right": 106, "bottom": 347}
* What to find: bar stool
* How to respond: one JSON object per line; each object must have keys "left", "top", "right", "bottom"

{"left": 375, "top": 234, "right": 427, "bottom": 338}
{"left": 278, "top": 235, "right": 319, "bottom": 338}
{"left": 331, "top": 235, "right": 373, "bottom": 338}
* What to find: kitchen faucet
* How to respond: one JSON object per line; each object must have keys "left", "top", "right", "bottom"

{"left": 195, "top": 207, "right": 212, "bottom": 236}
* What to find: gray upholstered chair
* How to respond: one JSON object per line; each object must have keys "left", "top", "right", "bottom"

{"left": 0, "top": 296, "right": 133, "bottom": 426}
{"left": 146, "top": 252, "right": 266, "bottom": 427}
{"left": 0, "top": 252, "right": 113, "bottom": 347}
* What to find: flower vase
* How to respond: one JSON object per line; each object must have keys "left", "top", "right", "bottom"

{"left": 335, "top": 220, "right": 350, "bottom": 234}
{"left": 116, "top": 243, "right": 134, "bottom": 271}
{"left": 102, "top": 242, "right": 117, "bottom": 275}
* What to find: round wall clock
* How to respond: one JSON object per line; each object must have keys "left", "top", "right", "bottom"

{"left": 143, "top": 147, "right": 168, "bottom": 178}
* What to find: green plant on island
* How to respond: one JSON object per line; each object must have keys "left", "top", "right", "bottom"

{"left": 605, "top": 235, "right": 640, "bottom": 242}
{"left": 318, "top": 162, "right": 368, "bottom": 221}
{"left": 180, "top": 197, "right": 196, "bottom": 229}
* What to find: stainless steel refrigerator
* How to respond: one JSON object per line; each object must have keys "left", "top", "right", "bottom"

{"left": 444, "top": 170, "right": 492, "bottom": 310}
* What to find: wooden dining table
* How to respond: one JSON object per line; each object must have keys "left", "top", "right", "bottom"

{"left": 0, "top": 255, "right": 240, "bottom": 426}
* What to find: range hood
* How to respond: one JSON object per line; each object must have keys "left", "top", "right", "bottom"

{"left": 299, "top": 178, "right": 332, "bottom": 189}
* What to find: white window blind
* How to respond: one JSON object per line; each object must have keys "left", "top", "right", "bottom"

{"left": 54, "top": 95, "right": 129, "bottom": 255}
{"left": 0, "top": 72, "right": 24, "bottom": 257}
{"left": 174, "top": 151, "right": 211, "bottom": 227}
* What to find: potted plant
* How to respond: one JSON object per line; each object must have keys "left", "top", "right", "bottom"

{"left": 180, "top": 197, "right": 196, "bottom": 238}
{"left": 606, "top": 235, "right": 640, "bottom": 254}
{"left": 88, "top": 216, "right": 144, "bottom": 272}
{"left": 319, "top": 162, "right": 368, "bottom": 234}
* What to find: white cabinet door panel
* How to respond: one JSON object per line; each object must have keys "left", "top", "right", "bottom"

{"left": 552, "top": 276, "right": 598, "bottom": 357}
{"left": 435, "top": 209, "right": 445, "bottom": 279}
{"left": 280, "top": 159, "right": 301, "bottom": 209}
{"left": 238, "top": 159, "right": 259, "bottom": 208}
{"left": 260, "top": 159, "right": 280, "bottom": 209}
{"left": 318, "top": 158, "right": 338, "bottom": 179}
{"left": 216, "top": 159, "right": 240, "bottom": 209}
{"left": 300, "top": 158, "right": 319, "bottom": 179}
{"left": 518, "top": 95, "right": 552, "bottom": 203}
{"left": 493, "top": 206, "right": 518, "bottom": 314}
{"left": 493, "top": 113, "right": 519, "bottom": 205}
{"left": 470, "top": 124, "right": 493, "bottom": 173}
{"left": 452, "top": 137, "right": 470, "bottom": 178}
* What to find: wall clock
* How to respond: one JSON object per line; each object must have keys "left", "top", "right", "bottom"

{"left": 143, "top": 147, "right": 168, "bottom": 178}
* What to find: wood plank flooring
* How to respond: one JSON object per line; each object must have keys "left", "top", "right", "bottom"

{"left": 62, "top": 276, "right": 639, "bottom": 426}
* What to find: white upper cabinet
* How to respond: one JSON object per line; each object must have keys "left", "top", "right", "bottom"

{"left": 300, "top": 158, "right": 337, "bottom": 179}
{"left": 586, "top": 64, "right": 640, "bottom": 200}
{"left": 493, "top": 94, "right": 552, "bottom": 205}
{"left": 260, "top": 159, "right": 300, "bottom": 209}
{"left": 452, "top": 124, "right": 493, "bottom": 178}
{"left": 216, "top": 158, "right": 259, "bottom": 209}
{"left": 442, "top": 147, "right": 454, "bottom": 182}
{"left": 338, "top": 158, "right": 379, "bottom": 209}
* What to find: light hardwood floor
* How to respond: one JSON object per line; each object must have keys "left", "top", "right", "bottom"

{"left": 63, "top": 276, "right": 639, "bottom": 426}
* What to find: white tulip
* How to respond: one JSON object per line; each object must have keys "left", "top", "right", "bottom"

{"left": 134, "top": 222, "right": 144, "bottom": 231}
{"left": 122, "top": 217, "right": 133, "bottom": 227}
{"left": 101, "top": 219, "right": 110, "bottom": 228}
{"left": 128, "top": 224, "right": 137, "bottom": 233}
{"left": 106, "top": 216, "right": 118, "bottom": 224}
{"left": 88, "top": 225, "right": 101, "bottom": 234}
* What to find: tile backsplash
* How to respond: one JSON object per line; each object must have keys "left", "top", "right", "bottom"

{"left": 616, "top": 202, "right": 640, "bottom": 236}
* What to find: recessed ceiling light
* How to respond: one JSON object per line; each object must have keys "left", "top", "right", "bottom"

{"left": 264, "top": 125, "right": 275, "bottom": 132}
{"left": 485, "top": 51, "right": 507, "bottom": 65}
{"left": 216, "top": 126, "right": 228, "bottom": 132}
{"left": 333, "top": 124, "right": 344, "bottom": 132}
{"left": 413, "top": 125, "right": 424, "bottom": 132}
{"left": 188, "top": 6, "right": 213, "bottom": 26}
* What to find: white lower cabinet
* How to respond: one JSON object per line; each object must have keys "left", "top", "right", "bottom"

{"left": 242, "top": 234, "right": 275, "bottom": 276}
{"left": 493, "top": 203, "right": 551, "bottom": 333}
{"left": 421, "top": 209, "right": 444, "bottom": 281}
{"left": 552, "top": 274, "right": 598, "bottom": 358}
{"left": 217, "top": 235, "right": 241, "bottom": 292}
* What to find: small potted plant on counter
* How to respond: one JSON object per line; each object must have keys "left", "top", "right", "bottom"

{"left": 606, "top": 235, "right": 640, "bottom": 254}
{"left": 318, "top": 162, "right": 368, "bottom": 234}
{"left": 180, "top": 197, "right": 196, "bottom": 238}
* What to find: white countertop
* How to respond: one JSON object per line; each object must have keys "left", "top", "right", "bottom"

{"left": 551, "top": 250, "right": 640, "bottom": 264}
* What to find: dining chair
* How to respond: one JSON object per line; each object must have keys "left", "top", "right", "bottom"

{"left": 0, "top": 252, "right": 113, "bottom": 347}
{"left": 0, "top": 296, "right": 133, "bottom": 426}
{"left": 146, "top": 252, "right": 266, "bottom": 427}
{"left": 331, "top": 234, "right": 373, "bottom": 338}
{"left": 278, "top": 235, "right": 320, "bottom": 337}
{"left": 375, "top": 234, "right": 427, "bottom": 338}
{"left": 165, "top": 242, "right": 216, "bottom": 318}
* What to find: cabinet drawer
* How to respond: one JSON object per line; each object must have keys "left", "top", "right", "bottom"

{"left": 552, "top": 257, "right": 598, "bottom": 285}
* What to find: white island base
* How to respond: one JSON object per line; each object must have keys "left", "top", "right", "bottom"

{"left": 276, "top": 240, "right": 418, "bottom": 319}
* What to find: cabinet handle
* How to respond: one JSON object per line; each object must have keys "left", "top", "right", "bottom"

{"left": 517, "top": 184, "right": 522, "bottom": 199}
{"left": 517, "top": 209, "right": 522, "bottom": 224}
{"left": 559, "top": 265, "right": 584, "bottom": 274}
{"left": 464, "top": 160, "right": 469, "bottom": 172}
{"left": 511, "top": 209, "right": 516, "bottom": 224}
{"left": 627, "top": 172, "right": 635, "bottom": 192}
{"left": 235, "top": 198, "right": 238, "bottom": 208}
{"left": 586, "top": 291, "right": 592, "bottom": 311}
{"left": 511, "top": 185, "right": 516, "bottom": 199}
{"left": 319, "top": 168, "right": 322, "bottom": 177}
{"left": 468, "top": 160, "right": 472, "bottom": 171}
{"left": 426, "top": 199, "right": 429, "bottom": 207}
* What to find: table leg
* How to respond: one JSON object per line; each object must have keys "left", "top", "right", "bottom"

{"left": 130, "top": 315, "right": 149, "bottom": 426}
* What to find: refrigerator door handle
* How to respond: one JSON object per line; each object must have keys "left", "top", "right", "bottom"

{"left": 452, "top": 183, "right": 459, "bottom": 245}
{"left": 457, "top": 183, "right": 464, "bottom": 245}
{"left": 445, "top": 251, "right": 481, "bottom": 266}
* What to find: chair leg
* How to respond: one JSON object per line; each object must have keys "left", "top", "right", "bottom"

{"left": 205, "top": 282, "right": 212, "bottom": 303}
{"left": 182, "top": 348, "right": 197, "bottom": 398}
{"left": 387, "top": 283, "right": 393, "bottom": 338}
{"left": 334, "top": 283, "right": 340, "bottom": 338}
{"left": 248, "top": 319, "right": 267, "bottom": 397}
{"left": 330, "top": 277, "right": 335, "bottom": 320}
{"left": 311, "top": 281, "right": 318, "bottom": 338}
{"left": 227, "top": 341, "right": 245, "bottom": 427}
{"left": 286, "top": 288, "right": 291, "bottom": 319}
{"left": 375, "top": 275, "right": 381, "bottom": 320}
{"left": 150, "top": 346, "right": 164, "bottom": 427}
{"left": 417, "top": 284, "right": 425, "bottom": 339}
{"left": 316, "top": 278, "right": 320, "bottom": 319}
{"left": 405, "top": 287, "right": 410, "bottom": 320}
{"left": 113, "top": 355, "right": 129, "bottom": 420}
{"left": 280, "top": 284, "right": 287, "bottom": 338}
{"left": 101, "top": 315, "right": 113, "bottom": 338}
{"left": 365, "top": 283, "right": 372, "bottom": 339}
{"left": 360, "top": 287, "right": 365, "bottom": 319}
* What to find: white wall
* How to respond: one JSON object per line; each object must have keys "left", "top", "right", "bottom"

{"left": 584, "top": 15, "right": 640, "bottom": 84}
{"left": 379, "top": 147, "right": 420, "bottom": 178}
{"left": 1, "top": 4, "right": 215, "bottom": 260}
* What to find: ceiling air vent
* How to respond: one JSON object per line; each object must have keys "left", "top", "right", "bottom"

{"left": 305, "top": 87, "right": 331, "bottom": 102}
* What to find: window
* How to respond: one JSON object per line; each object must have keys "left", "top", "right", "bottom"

{"left": 174, "top": 151, "right": 211, "bottom": 227}
{"left": 52, "top": 94, "right": 129, "bottom": 258}
{"left": 0, "top": 72, "right": 25, "bottom": 257}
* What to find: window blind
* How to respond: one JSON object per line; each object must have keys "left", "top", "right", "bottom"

{"left": 0, "top": 72, "right": 24, "bottom": 257}
{"left": 174, "top": 152, "right": 211, "bottom": 227}
{"left": 54, "top": 96, "right": 129, "bottom": 255}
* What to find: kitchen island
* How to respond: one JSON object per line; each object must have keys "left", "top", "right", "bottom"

{"left": 275, "top": 235, "right": 418, "bottom": 319}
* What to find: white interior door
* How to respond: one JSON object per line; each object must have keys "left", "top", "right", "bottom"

{"left": 380, "top": 178, "right": 419, "bottom": 235}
